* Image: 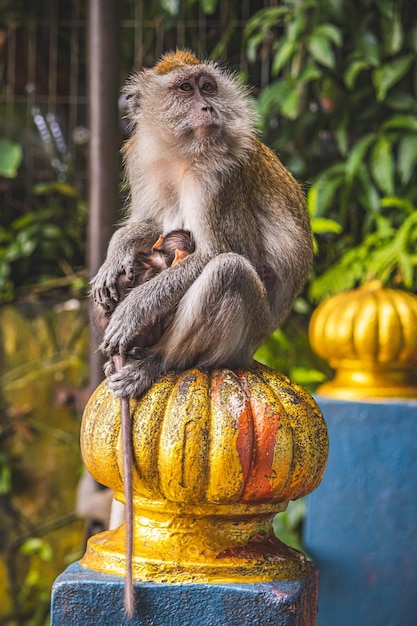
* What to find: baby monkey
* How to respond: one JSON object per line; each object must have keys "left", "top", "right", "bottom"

{"left": 91, "top": 229, "right": 194, "bottom": 350}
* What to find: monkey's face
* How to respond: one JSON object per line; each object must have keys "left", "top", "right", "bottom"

{"left": 124, "top": 59, "right": 257, "bottom": 163}
{"left": 170, "top": 73, "right": 220, "bottom": 140}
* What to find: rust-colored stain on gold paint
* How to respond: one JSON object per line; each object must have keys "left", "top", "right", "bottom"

{"left": 235, "top": 400, "right": 254, "bottom": 487}
{"left": 239, "top": 399, "right": 280, "bottom": 501}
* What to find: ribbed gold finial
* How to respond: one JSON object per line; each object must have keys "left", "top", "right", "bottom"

{"left": 309, "top": 281, "right": 417, "bottom": 399}
{"left": 79, "top": 363, "right": 328, "bottom": 583}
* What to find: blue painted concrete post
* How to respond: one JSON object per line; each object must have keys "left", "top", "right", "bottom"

{"left": 51, "top": 562, "right": 319, "bottom": 625}
{"left": 305, "top": 398, "right": 417, "bottom": 626}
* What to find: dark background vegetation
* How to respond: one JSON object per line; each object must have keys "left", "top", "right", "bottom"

{"left": 0, "top": 0, "right": 416, "bottom": 623}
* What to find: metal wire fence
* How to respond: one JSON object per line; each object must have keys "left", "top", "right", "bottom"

{"left": 0, "top": 0, "right": 273, "bottom": 225}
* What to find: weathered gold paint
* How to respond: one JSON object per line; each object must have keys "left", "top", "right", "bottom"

{"left": 158, "top": 370, "right": 211, "bottom": 502}
{"left": 309, "top": 282, "right": 417, "bottom": 399}
{"left": 80, "top": 363, "right": 328, "bottom": 583}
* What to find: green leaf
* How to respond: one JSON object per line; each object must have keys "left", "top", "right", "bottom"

{"left": 247, "top": 33, "right": 265, "bottom": 64}
{"left": 289, "top": 366, "right": 327, "bottom": 386}
{"left": 307, "top": 185, "right": 319, "bottom": 218}
{"left": 281, "top": 86, "right": 301, "bottom": 119}
{"left": 384, "top": 91, "right": 417, "bottom": 111}
{"left": 398, "top": 136, "right": 417, "bottom": 185}
{"left": 357, "top": 169, "right": 381, "bottom": 213}
{"left": 309, "top": 165, "right": 345, "bottom": 216}
{"left": 271, "top": 39, "right": 297, "bottom": 75}
{"left": 256, "top": 81, "right": 286, "bottom": 122}
{"left": 370, "top": 137, "right": 395, "bottom": 195}
{"left": 356, "top": 29, "right": 380, "bottom": 66}
{"left": 313, "top": 24, "right": 342, "bottom": 47}
{"left": 299, "top": 60, "right": 322, "bottom": 82}
{"left": 20, "top": 538, "right": 54, "bottom": 562}
{"left": 344, "top": 59, "right": 369, "bottom": 90}
{"left": 0, "top": 454, "right": 11, "bottom": 495}
{"left": 160, "top": 0, "right": 179, "bottom": 14}
{"left": 307, "top": 35, "right": 335, "bottom": 68}
{"left": 311, "top": 217, "right": 343, "bottom": 234}
{"left": 0, "top": 139, "right": 23, "bottom": 178}
{"left": 200, "top": 0, "right": 217, "bottom": 14}
{"left": 33, "top": 181, "right": 79, "bottom": 197}
{"left": 335, "top": 121, "right": 349, "bottom": 156}
{"left": 345, "top": 134, "right": 375, "bottom": 182}
{"left": 373, "top": 55, "right": 414, "bottom": 101}
{"left": 382, "top": 114, "right": 417, "bottom": 132}
{"left": 381, "top": 196, "right": 414, "bottom": 214}
{"left": 286, "top": 14, "right": 307, "bottom": 43}
{"left": 43, "top": 224, "right": 64, "bottom": 239}
{"left": 386, "top": 16, "right": 403, "bottom": 55}
{"left": 245, "top": 7, "right": 288, "bottom": 38}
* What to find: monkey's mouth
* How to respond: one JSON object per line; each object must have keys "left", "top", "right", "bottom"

{"left": 192, "top": 124, "right": 219, "bottom": 139}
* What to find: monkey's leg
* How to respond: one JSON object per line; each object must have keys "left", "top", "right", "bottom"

{"left": 107, "top": 253, "right": 271, "bottom": 399}
{"left": 162, "top": 252, "right": 271, "bottom": 368}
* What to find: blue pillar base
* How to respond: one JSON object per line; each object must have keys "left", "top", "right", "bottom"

{"left": 51, "top": 562, "right": 319, "bottom": 626}
{"left": 305, "top": 398, "right": 417, "bottom": 626}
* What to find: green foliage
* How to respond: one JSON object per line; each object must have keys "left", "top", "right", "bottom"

{"left": 311, "top": 199, "right": 417, "bottom": 300}
{"left": 160, "top": 0, "right": 218, "bottom": 14}
{"left": 20, "top": 538, "right": 54, "bottom": 563}
{"left": 255, "top": 318, "right": 330, "bottom": 392}
{"left": 273, "top": 499, "right": 306, "bottom": 551}
{"left": 0, "top": 139, "right": 23, "bottom": 178}
{"left": 0, "top": 182, "right": 88, "bottom": 302}
{"left": 246, "top": 0, "right": 417, "bottom": 297}
{"left": 0, "top": 451, "right": 12, "bottom": 494}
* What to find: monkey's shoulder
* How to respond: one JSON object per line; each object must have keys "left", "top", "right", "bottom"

{"left": 235, "top": 138, "right": 306, "bottom": 217}
{"left": 247, "top": 139, "right": 300, "bottom": 189}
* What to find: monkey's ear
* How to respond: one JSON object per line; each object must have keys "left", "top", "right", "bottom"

{"left": 123, "top": 74, "right": 142, "bottom": 120}
{"left": 172, "top": 249, "right": 189, "bottom": 266}
{"left": 152, "top": 235, "right": 165, "bottom": 251}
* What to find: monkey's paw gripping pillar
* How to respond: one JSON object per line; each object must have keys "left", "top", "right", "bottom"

{"left": 61, "top": 363, "right": 328, "bottom": 624}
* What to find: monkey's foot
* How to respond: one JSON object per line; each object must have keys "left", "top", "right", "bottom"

{"left": 104, "top": 348, "right": 148, "bottom": 379}
{"left": 107, "top": 354, "right": 164, "bottom": 399}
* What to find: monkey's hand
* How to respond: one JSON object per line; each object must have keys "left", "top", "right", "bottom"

{"left": 90, "top": 220, "right": 161, "bottom": 311}
{"left": 90, "top": 254, "right": 137, "bottom": 312}
{"left": 99, "top": 284, "right": 158, "bottom": 355}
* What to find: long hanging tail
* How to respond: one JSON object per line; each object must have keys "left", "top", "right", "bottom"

{"left": 113, "top": 355, "right": 135, "bottom": 618}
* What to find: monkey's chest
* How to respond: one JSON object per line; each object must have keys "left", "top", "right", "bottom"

{"left": 162, "top": 176, "right": 207, "bottom": 234}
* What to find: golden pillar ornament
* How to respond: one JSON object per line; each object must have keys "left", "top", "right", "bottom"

{"left": 309, "top": 281, "right": 417, "bottom": 399}
{"left": 80, "top": 363, "right": 328, "bottom": 583}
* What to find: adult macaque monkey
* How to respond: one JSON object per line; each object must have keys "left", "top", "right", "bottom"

{"left": 91, "top": 49, "right": 313, "bottom": 400}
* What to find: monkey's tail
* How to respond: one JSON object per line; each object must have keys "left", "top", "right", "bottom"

{"left": 113, "top": 354, "right": 135, "bottom": 619}
{"left": 121, "top": 393, "right": 135, "bottom": 618}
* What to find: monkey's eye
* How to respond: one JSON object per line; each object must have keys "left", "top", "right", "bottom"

{"left": 201, "top": 81, "right": 216, "bottom": 94}
{"left": 178, "top": 82, "right": 194, "bottom": 93}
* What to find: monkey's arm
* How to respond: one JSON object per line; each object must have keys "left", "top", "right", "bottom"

{"left": 100, "top": 249, "right": 209, "bottom": 356}
{"left": 90, "top": 220, "right": 160, "bottom": 310}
